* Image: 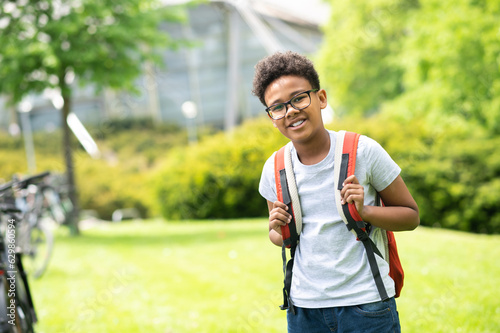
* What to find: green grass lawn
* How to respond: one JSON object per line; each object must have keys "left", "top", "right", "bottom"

{"left": 30, "top": 220, "right": 500, "bottom": 333}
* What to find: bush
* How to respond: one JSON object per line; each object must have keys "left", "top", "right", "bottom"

{"left": 68, "top": 153, "right": 149, "bottom": 220}
{"left": 155, "top": 114, "right": 500, "bottom": 234}
{"left": 4, "top": 114, "right": 498, "bottom": 233}
{"left": 329, "top": 114, "right": 500, "bottom": 234}
{"left": 155, "top": 116, "right": 288, "bottom": 219}
{"left": 0, "top": 120, "right": 189, "bottom": 221}
{"left": 71, "top": 118, "right": 192, "bottom": 219}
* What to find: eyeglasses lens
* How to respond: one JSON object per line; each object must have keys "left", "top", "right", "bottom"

{"left": 268, "top": 92, "right": 311, "bottom": 120}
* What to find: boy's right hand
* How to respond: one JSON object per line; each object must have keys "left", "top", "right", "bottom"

{"left": 268, "top": 201, "right": 292, "bottom": 235}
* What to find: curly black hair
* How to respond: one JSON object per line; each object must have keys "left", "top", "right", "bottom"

{"left": 252, "top": 51, "right": 320, "bottom": 106}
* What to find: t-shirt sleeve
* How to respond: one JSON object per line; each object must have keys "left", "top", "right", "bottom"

{"left": 258, "top": 152, "right": 278, "bottom": 203}
{"left": 359, "top": 135, "right": 401, "bottom": 192}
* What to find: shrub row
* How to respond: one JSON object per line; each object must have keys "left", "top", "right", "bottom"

{"left": 154, "top": 117, "right": 288, "bottom": 219}
{"left": 0, "top": 118, "right": 187, "bottom": 220}
{"left": 155, "top": 115, "right": 500, "bottom": 234}
{"left": 331, "top": 115, "right": 500, "bottom": 234}
{"left": 3, "top": 114, "right": 498, "bottom": 233}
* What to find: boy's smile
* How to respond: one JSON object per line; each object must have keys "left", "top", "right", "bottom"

{"left": 289, "top": 119, "right": 305, "bottom": 128}
{"left": 264, "top": 75, "right": 328, "bottom": 148}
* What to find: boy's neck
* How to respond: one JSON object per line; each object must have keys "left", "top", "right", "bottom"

{"left": 293, "top": 129, "right": 330, "bottom": 165}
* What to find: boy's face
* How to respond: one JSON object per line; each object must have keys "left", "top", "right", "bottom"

{"left": 264, "top": 75, "right": 327, "bottom": 145}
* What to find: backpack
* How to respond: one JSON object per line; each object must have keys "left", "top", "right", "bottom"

{"left": 274, "top": 130, "right": 404, "bottom": 313}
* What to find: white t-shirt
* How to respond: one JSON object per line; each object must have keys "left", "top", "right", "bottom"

{"left": 259, "top": 130, "right": 401, "bottom": 308}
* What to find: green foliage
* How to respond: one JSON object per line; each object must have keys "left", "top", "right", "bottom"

{"left": 153, "top": 113, "right": 500, "bottom": 233}
{"left": 0, "top": 0, "right": 187, "bottom": 101}
{"left": 155, "top": 117, "right": 288, "bottom": 219}
{"left": 317, "top": 0, "right": 500, "bottom": 232}
{"left": 0, "top": 150, "right": 27, "bottom": 183}
{"left": 3, "top": 113, "right": 498, "bottom": 233}
{"left": 0, "top": 0, "right": 189, "bottom": 232}
{"left": 94, "top": 117, "right": 168, "bottom": 133}
{"left": 383, "top": 0, "right": 500, "bottom": 133}
{"left": 318, "top": 0, "right": 500, "bottom": 133}
{"left": 0, "top": 131, "right": 68, "bottom": 179}
{"left": 317, "top": 0, "right": 418, "bottom": 115}
{"left": 75, "top": 119, "right": 192, "bottom": 219}
{"left": 0, "top": 120, "right": 190, "bottom": 220}
{"left": 329, "top": 114, "right": 500, "bottom": 233}
{"left": 75, "top": 155, "right": 154, "bottom": 220}
{"left": 88, "top": 117, "right": 187, "bottom": 166}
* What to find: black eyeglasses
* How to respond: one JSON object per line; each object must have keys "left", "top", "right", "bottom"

{"left": 265, "top": 89, "right": 319, "bottom": 120}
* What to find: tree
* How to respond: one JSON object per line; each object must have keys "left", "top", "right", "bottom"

{"left": 382, "top": 0, "right": 500, "bottom": 133}
{"left": 317, "top": 0, "right": 500, "bottom": 132}
{"left": 0, "top": 0, "right": 187, "bottom": 234}
{"left": 317, "top": 0, "right": 500, "bottom": 233}
{"left": 316, "top": 0, "right": 419, "bottom": 116}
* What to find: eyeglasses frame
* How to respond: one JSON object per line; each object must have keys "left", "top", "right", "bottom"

{"left": 265, "top": 89, "right": 319, "bottom": 120}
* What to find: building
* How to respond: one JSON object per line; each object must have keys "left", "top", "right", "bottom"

{"left": 0, "top": 0, "right": 329, "bottom": 133}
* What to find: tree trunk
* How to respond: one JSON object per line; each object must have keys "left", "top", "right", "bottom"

{"left": 60, "top": 87, "right": 80, "bottom": 235}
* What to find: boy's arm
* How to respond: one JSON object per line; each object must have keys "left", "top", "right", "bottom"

{"left": 341, "top": 174, "right": 419, "bottom": 231}
{"left": 267, "top": 200, "right": 291, "bottom": 246}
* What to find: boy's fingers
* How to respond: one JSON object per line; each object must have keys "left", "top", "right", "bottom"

{"left": 269, "top": 202, "right": 292, "bottom": 232}
{"left": 269, "top": 213, "right": 291, "bottom": 234}
{"left": 271, "top": 219, "right": 285, "bottom": 230}
{"left": 273, "top": 200, "right": 289, "bottom": 210}
{"left": 343, "top": 187, "right": 363, "bottom": 197}
{"left": 341, "top": 183, "right": 364, "bottom": 204}
{"left": 344, "top": 192, "right": 362, "bottom": 204}
{"left": 271, "top": 209, "right": 292, "bottom": 224}
{"left": 342, "top": 175, "right": 359, "bottom": 186}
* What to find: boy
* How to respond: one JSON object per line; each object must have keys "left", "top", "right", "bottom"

{"left": 253, "top": 51, "right": 419, "bottom": 332}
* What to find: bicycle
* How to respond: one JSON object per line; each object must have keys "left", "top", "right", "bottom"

{"left": 41, "top": 173, "right": 74, "bottom": 227}
{"left": 0, "top": 181, "right": 37, "bottom": 332}
{"left": 13, "top": 172, "right": 62, "bottom": 279}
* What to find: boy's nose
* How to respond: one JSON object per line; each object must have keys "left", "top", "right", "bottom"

{"left": 286, "top": 103, "right": 300, "bottom": 116}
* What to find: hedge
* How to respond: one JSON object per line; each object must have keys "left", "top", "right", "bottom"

{"left": 155, "top": 115, "right": 500, "bottom": 234}
{"left": 0, "top": 119, "right": 185, "bottom": 221}
{"left": 154, "top": 117, "right": 288, "bottom": 219}
{"left": 333, "top": 115, "right": 500, "bottom": 234}
{"left": 3, "top": 114, "right": 498, "bottom": 233}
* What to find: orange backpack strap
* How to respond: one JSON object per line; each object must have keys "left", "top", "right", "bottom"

{"left": 335, "top": 131, "right": 390, "bottom": 301}
{"left": 338, "top": 131, "right": 365, "bottom": 224}
{"left": 274, "top": 147, "right": 286, "bottom": 202}
{"left": 274, "top": 145, "right": 298, "bottom": 313}
{"left": 274, "top": 146, "right": 299, "bottom": 248}
{"left": 376, "top": 195, "right": 405, "bottom": 298}
{"left": 386, "top": 230, "right": 404, "bottom": 297}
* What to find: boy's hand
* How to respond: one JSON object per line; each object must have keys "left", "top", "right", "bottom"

{"left": 268, "top": 201, "right": 292, "bottom": 235}
{"left": 340, "top": 175, "right": 365, "bottom": 217}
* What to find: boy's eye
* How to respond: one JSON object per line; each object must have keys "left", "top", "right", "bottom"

{"left": 292, "top": 96, "right": 305, "bottom": 104}
{"left": 271, "top": 104, "right": 285, "bottom": 112}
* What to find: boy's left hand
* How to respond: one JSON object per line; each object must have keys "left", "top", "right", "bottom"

{"left": 340, "top": 175, "right": 365, "bottom": 217}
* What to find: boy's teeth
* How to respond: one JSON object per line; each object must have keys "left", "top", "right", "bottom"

{"left": 291, "top": 120, "right": 304, "bottom": 127}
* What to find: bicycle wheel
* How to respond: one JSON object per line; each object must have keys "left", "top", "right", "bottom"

{"left": 0, "top": 275, "right": 17, "bottom": 333}
{"left": 21, "top": 219, "right": 54, "bottom": 279}
{"left": 42, "top": 187, "right": 66, "bottom": 226}
{"left": 13, "top": 256, "right": 36, "bottom": 332}
{"left": 0, "top": 263, "right": 35, "bottom": 332}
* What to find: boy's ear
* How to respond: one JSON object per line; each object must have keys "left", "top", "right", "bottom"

{"left": 318, "top": 89, "right": 328, "bottom": 109}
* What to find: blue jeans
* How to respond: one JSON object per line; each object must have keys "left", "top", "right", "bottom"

{"left": 287, "top": 298, "right": 401, "bottom": 333}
